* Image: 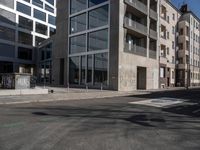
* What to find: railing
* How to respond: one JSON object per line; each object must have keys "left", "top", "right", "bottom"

{"left": 125, "top": 0, "right": 147, "bottom": 14}
{"left": 150, "top": 29, "right": 157, "bottom": 39}
{"left": 149, "top": 50, "right": 157, "bottom": 59}
{"left": 125, "top": 43, "right": 147, "bottom": 57}
{"left": 124, "top": 17, "right": 147, "bottom": 35}
{"left": 150, "top": 9, "right": 158, "bottom": 20}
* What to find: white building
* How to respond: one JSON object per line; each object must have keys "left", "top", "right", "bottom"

{"left": 0, "top": 0, "right": 56, "bottom": 74}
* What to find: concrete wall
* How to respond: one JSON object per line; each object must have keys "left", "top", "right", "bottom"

{"left": 51, "top": 0, "right": 68, "bottom": 86}
{"left": 109, "top": 0, "right": 120, "bottom": 90}
{"left": 117, "top": 0, "right": 159, "bottom": 91}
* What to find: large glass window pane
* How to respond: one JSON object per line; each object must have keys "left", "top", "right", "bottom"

{"left": 70, "top": 34, "right": 86, "bottom": 54}
{"left": 48, "top": 15, "right": 56, "bottom": 25}
{"left": 0, "top": 25, "right": 15, "bottom": 42}
{"left": 94, "top": 53, "right": 108, "bottom": 85}
{"left": 88, "top": 29, "right": 108, "bottom": 51}
{"left": 0, "top": 43, "right": 15, "bottom": 58}
{"left": 70, "top": 13, "right": 86, "bottom": 34}
{"left": 69, "top": 57, "right": 79, "bottom": 84}
{"left": 87, "top": 55, "right": 93, "bottom": 84}
{"left": 50, "top": 27, "right": 56, "bottom": 36}
{"left": 32, "top": 0, "right": 43, "bottom": 8}
{"left": 45, "top": 4, "right": 54, "bottom": 13}
{"left": 35, "top": 36, "right": 45, "bottom": 46}
{"left": 89, "top": 0, "right": 108, "bottom": 7}
{"left": 46, "top": 0, "right": 54, "bottom": 6}
{"left": 19, "top": 16, "right": 33, "bottom": 31}
{"left": 81, "top": 56, "right": 86, "bottom": 84}
{"left": 17, "top": 2, "right": 31, "bottom": 16}
{"left": 34, "top": 9, "right": 46, "bottom": 22}
{"left": 18, "top": 47, "right": 32, "bottom": 60}
{"left": 36, "top": 22, "right": 47, "bottom": 35}
{"left": 0, "top": 8, "right": 16, "bottom": 25}
{"left": 70, "top": 0, "right": 87, "bottom": 14}
{"left": 18, "top": 31, "right": 32, "bottom": 45}
{"left": 89, "top": 5, "right": 109, "bottom": 29}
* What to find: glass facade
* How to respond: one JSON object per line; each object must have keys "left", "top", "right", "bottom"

{"left": 70, "top": 13, "right": 86, "bottom": 34}
{"left": 89, "top": 5, "right": 109, "bottom": 29}
{"left": 69, "top": 1, "right": 109, "bottom": 86}
{"left": 88, "top": 29, "right": 108, "bottom": 51}
{"left": 19, "top": 16, "right": 33, "bottom": 31}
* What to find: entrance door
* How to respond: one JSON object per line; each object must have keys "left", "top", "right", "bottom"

{"left": 137, "top": 67, "right": 147, "bottom": 90}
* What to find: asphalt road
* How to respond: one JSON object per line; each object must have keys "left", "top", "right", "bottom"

{"left": 0, "top": 89, "right": 200, "bottom": 150}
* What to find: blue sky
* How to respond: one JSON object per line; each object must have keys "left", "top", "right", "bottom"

{"left": 171, "top": 0, "right": 200, "bottom": 18}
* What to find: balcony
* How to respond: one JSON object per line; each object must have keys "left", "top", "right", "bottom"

{"left": 124, "top": 0, "right": 147, "bottom": 15}
{"left": 150, "top": 9, "right": 158, "bottom": 20}
{"left": 124, "top": 17, "right": 147, "bottom": 35}
{"left": 125, "top": 43, "right": 147, "bottom": 57}
{"left": 149, "top": 50, "right": 157, "bottom": 59}
{"left": 150, "top": 29, "right": 157, "bottom": 40}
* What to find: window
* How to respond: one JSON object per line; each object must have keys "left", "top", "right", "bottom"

{"left": 160, "top": 67, "right": 165, "bottom": 78}
{"left": 69, "top": 56, "right": 80, "bottom": 84}
{"left": 45, "top": 4, "right": 54, "bottom": 13}
{"left": 0, "top": 43, "right": 15, "bottom": 58}
{"left": 70, "top": 0, "right": 87, "bottom": 14}
{"left": 70, "top": 13, "right": 86, "bottom": 34}
{"left": 70, "top": 34, "right": 86, "bottom": 54}
{"left": 172, "top": 41, "right": 175, "bottom": 49}
{"left": 179, "top": 28, "right": 183, "bottom": 35}
{"left": 18, "top": 47, "right": 32, "bottom": 60}
{"left": 89, "top": 5, "right": 109, "bottom": 29}
{"left": 172, "top": 26, "right": 175, "bottom": 34}
{"left": 46, "top": 0, "right": 54, "bottom": 6}
{"left": 17, "top": 2, "right": 31, "bottom": 16}
{"left": 36, "top": 22, "right": 47, "bottom": 35}
{"left": 48, "top": 15, "right": 56, "bottom": 25}
{"left": 172, "top": 13, "right": 175, "bottom": 20}
{"left": 18, "top": 31, "right": 32, "bottom": 45}
{"left": 32, "top": 0, "right": 43, "bottom": 8}
{"left": 50, "top": 27, "right": 56, "bottom": 36}
{"left": 35, "top": 36, "right": 45, "bottom": 46}
{"left": 88, "top": 29, "right": 108, "bottom": 51}
{"left": 94, "top": 53, "right": 108, "bottom": 85}
{"left": 0, "top": 25, "right": 15, "bottom": 42}
{"left": 34, "top": 9, "right": 46, "bottom": 22}
{"left": 19, "top": 16, "right": 33, "bottom": 31}
{"left": 89, "top": 0, "right": 108, "bottom": 7}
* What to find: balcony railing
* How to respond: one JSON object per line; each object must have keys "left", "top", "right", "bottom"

{"left": 124, "top": 17, "right": 147, "bottom": 35}
{"left": 149, "top": 50, "right": 157, "bottom": 59}
{"left": 125, "top": 43, "right": 147, "bottom": 57}
{"left": 150, "top": 29, "right": 157, "bottom": 39}
{"left": 124, "top": 0, "right": 147, "bottom": 14}
{"left": 150, "top": 9, "right": 158, "bottom": 20}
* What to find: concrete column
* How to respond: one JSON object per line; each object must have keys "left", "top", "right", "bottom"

{"left": 147, "top": 0, "right": 150, "bottom": 58}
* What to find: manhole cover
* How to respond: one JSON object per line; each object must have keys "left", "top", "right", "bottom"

{"left": 129, "top": 97, "right": 184, "bottom": 107}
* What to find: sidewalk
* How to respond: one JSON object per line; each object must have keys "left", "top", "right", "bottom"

{"left": 0, "top": 86, "right": 197, "bottom": 105}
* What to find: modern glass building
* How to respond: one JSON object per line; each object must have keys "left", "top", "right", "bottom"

{"left": 52, "top": 0, "right": 160, "bottom": 91}
{"left": 0, "top": 0, "right": 56, "bottom": 74}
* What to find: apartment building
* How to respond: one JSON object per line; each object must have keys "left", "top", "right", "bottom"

{"left": 0, "top": 0, "right": 56, "bottom": 74}
{"left": 159, "top": 0, "right": 181, "bottom": 88}
{"left": 176, "top": 5, "right": 200, "bottom": 87}
{"left": 51, "top": 0, "right": 159, "bottom": 91}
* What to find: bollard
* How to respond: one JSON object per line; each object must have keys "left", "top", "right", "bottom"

{"left": 101, "top": 83, "right": 103, "bottom": 91}
{"left": 67, "top": 83, "right": 69, "bottom": 93}
{"left": 86, "top": 84, "right": 88, "bottom": 92}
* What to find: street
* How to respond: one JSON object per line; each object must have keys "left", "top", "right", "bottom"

{"left": 0, "top": 89, "right": 200, "bottom": 150}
